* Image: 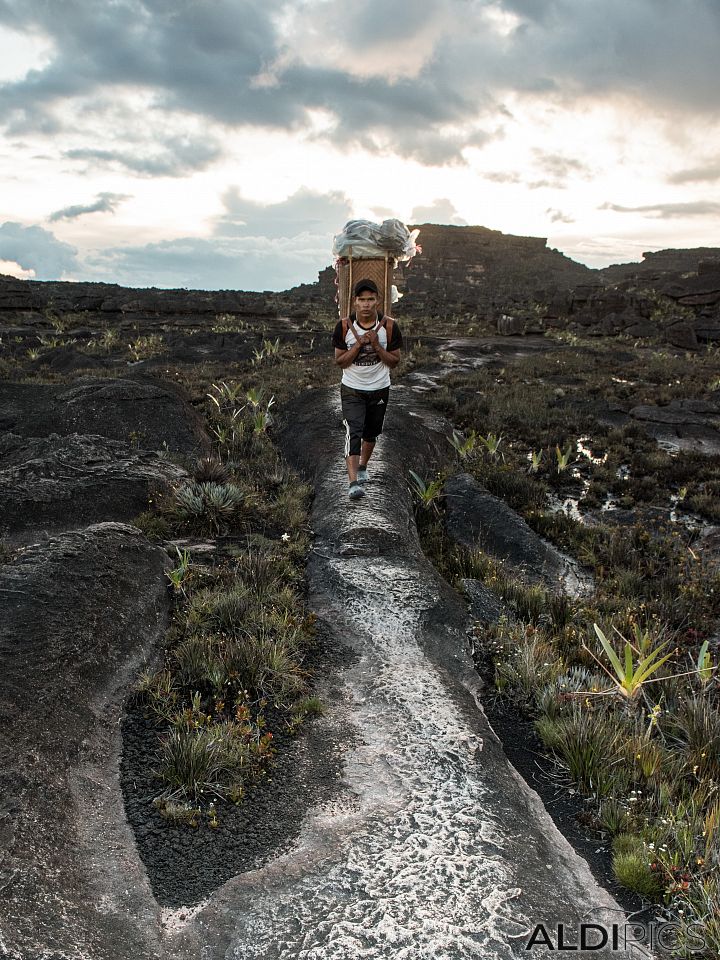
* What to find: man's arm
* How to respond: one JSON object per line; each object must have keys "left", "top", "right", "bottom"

{"left": 374, "top": 345, "right": 401, "bottom": 368}
{"left": 335, "top": 342, "right": 364, "bottom": 368}
{"left": 366, "top": 329, "right": 401, "bottom": 368}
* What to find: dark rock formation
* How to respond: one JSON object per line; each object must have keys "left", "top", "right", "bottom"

{"left": 0, "top": 523, "right": 171, "bottom": 960}
{"left": 444, "top": 472, "right": 590, "bottom": 595}
{"left": 0, "top": 433, "right": 187, "bottom": 537}
{"left": 460, "top": 578, "right": 505, "bottom": 624}
{"left": 0, "top": 275, "right": 274, "bottom": 328}
{"left": 599, "top": 248, "right": 720, "bottom": 283}
{"left": 0, "top": 273, "right": 33, "bottom": 310}
{"left": 396, "top": 222, "right": 593, "bottom": 321}
{"left": 313, "top": 231, "right": 720, "bottom": 346}
{"left": 0, "top": 377, "right": 210, "bottom": 457}
{"left": 3, "top": 229, "right": 720, "bottom": 345}
{"left": 627, "top": 398, "right": 720, "bottom": 454}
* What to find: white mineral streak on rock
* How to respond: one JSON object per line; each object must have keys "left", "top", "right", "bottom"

{"left": 177, "top": 393, "right": 647, "bottom": 960}
{"left": 214, "top": 562, "right": 527, "bottom": 956}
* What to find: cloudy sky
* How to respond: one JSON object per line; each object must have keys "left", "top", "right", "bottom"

{"left": 1, "top": 0, "right": 719, "bottom": 290}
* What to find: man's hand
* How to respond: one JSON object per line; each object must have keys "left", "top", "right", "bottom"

{"left": 366, "top": 329, "right": 379, "bottom": 348}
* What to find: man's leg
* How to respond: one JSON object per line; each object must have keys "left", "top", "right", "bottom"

{"left": 359, "top": 439, "right": 375, "bottom": 469}
{"left": 346, "top": 453, "right": 360, "bottom": 483}
{"left": 341, "top": 386, "right": 366, "bottom": 489}
{"left": 358, "top": 388, "right": 389, "bottom": 480}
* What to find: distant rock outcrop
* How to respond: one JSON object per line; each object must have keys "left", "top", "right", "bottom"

{"left": 313, "top": 231, "right": 720, "bottom": 345}
{"left": 2, "top": 229, "right": 720, "bottom": 344}
{"left": 396, "top": 223, "right": 593, "bottom": 322}
{"left": 0, "top": 275, "right": 273, "bottom": 327}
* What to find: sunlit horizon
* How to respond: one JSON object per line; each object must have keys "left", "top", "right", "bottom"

{"left": 1, "top": 1, "right": 718, "bottom": 291}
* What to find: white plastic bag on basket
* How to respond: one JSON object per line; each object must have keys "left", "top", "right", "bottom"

{"left": 332, "top": 219, "right": 418, "bottom": 262}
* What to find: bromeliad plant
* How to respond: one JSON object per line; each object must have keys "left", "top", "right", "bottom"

{"left": 449, "top": 428, "right": 477, "bottom": 460}
{"left": 695, "top": 639, "right": 716, "bottom": 687}
{"left": 528, "top": 449, "right": 543, "bottom": 473}
{"left": 408, "top": 470, "right": 444, "bottom": 513}
{"left": 478, "top": 432, "right": 503, "bottom": 459}
{"left": 555, "top": 443, "right": 574, "bottom": 472}
{"left": 166, "top": 547, "right": 191, "bottom": 595}
{"left": 584, "top": 623, "right": 673, "bottom": 706}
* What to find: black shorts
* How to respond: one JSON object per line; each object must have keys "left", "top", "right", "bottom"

{"left": 341, "top": 384, "right": 390, "bottom": 457}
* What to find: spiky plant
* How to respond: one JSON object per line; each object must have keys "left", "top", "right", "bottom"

{"left": 194, "top": 457, "right": 229, "bottom": 483}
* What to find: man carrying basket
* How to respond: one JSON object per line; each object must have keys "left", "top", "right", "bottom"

{"left": 331, "top": 278, "right": 403, "bottom": 500}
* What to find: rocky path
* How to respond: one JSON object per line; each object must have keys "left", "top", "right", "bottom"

{"left": 0, "top": 380, "right": 644, "bottom": 959}
{"left": 166, "top": 387, "right": 639, "bottom": 959}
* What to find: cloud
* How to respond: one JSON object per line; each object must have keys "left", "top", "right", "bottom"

{"left": 0, "top": 221, "right": 79, "bottom": 278}
{"left": 1, "top": 0, "right": 718, "bottom": 167}
{"left": 64, "top": 136, "right": 222, "bottom": 177}
{"left": 546, "top": 208, "right": 575, "bottom": 224}
{"left": 88, "top": 233, "right": 333, "bottom": 292}
{"left": 667, "top": 162, "right": 720, "bottom": 185}
{"left": 79, "top": 186, "right": 359, "bottom": 290}
{"left": 216, "top": 187, "right": 353, "bottom": 239}
{"left": 483, "top": 171, "right": 523, "bottom": 184}
{"left": 0, "top": 258, "right": 35, "bottom": 279}
{"left": 601, "top": 201, "right": 720, "bottom": 219}
{"left": 534, "top": 151, "right": 591, "bottom": 181}
{"left": 410, "top": 198, "right": 467, "bottom": 225}
{"left": 48, "top": 191, "right": 130, "bottom": 222}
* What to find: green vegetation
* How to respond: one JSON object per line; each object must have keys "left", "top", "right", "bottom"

{"left": 413, "top": 337, "right": 720, "bottom": 953}
{"left": 132, "top": 374, "right": 320, "bottom": 820}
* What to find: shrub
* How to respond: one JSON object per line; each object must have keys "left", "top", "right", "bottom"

{"left": 495, "top": 631, "right": 560, "bottom": 703}
{"left": 132, "top": 510, "right": 172, "bottom": 541}
{"left": 664, "top": 694, "right": 720, "bottom": 780}
{"left": 155, "top": 721, "right": 252, "bottom": 803}
{"left": 187, "top": 584, "right": 253, "bottom": 634}
{"left": 193, "top": 457, "right": 229, "bottom": 483}
{"left": 136, "top": 668, "right": 179, "bottom": 721}
{"left": 536, "top": 705, "right": 621, "bottom": 797}
{"left": 612, "top": 834, "right": 663, "bottom": 899}
{"left": 174, "top": 481, "right": 245, "bottom": 532}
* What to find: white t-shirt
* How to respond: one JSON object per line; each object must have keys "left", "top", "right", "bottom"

{"left": 333, "top": 316, "right": 401, "bottom": 390}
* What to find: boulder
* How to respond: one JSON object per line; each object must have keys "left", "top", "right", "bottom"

{"left": 0, "top": 523, "right": 171, "bottom": 959}
{"left": 664, "top": 320, "right": 698, "bottom": 349}
{"left": 27, "top": 342, "right": 118, "bottom": 373}
{"left": 0, "top": 432, "right": 187, "bottom": 536}
{"left": 461, "top": 578, "right": 505, "bottom": 624}
{"left": 444, "top": 472, "right": 590, "bottom": 595}
{"left": 0, "top": 377, "right": 210, "bottom": 457}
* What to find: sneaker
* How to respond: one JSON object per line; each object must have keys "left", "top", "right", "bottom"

{"left": 348, "top": 481, "right": 365, "bottom": 500}
{"left": 357, "top": 465, "right": 369, "bottom": 483}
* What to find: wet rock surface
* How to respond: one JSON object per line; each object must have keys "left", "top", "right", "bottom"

{"left": 628, "top": 398, "right": 720, "bottom": 454}
{"left": 0, "top": 432, "right": 187, "bottom": 539}
{"left": 0, "top": 523, "right": 171, "bottom": 960}
{"left": 167, "top": 387, "right": 638, "bottom": 959}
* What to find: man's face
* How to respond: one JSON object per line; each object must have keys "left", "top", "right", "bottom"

{"left": 355, "top": 292, "right": 378, "bottom": 320}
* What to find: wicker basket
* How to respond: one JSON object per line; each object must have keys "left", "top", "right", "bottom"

{"left": 336, "top": 252, "right": 393, "bottom": 318}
